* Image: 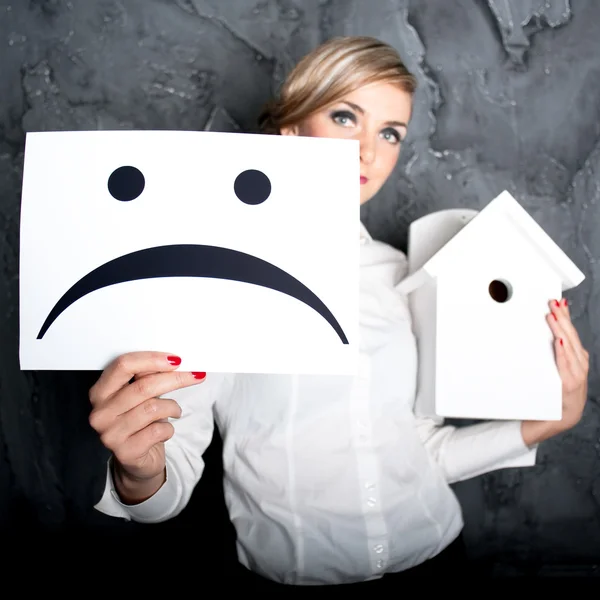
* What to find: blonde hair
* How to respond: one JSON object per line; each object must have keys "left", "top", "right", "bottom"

{"left": 258, "top": 36, "right": 416, "bottom": 135}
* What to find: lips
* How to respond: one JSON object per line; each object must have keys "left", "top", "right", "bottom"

{"left": 37, "top": 244, "right": 349, "bottom": 344}
{"left": 360, "top": 176, "right": 368, "bottom": 185}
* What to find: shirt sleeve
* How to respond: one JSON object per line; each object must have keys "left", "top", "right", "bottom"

{"left": 414, "top": 414, "right": 538, "bottom": 484}
{"left": 93, "top": 372, "right": 234, "bottom": 523}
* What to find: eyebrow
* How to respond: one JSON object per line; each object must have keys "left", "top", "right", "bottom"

{"left": 341, "top": 101, "right": 408, "bottom": 129}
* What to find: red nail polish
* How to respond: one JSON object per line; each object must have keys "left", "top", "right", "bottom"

{"left": 562, "top": 298, "right": 568, "bottom": 306}
{"left": 560, "top": 339, "right": 564, "bottom": 346}
{"left": 168, "top": 356, "right": 182, "bottom": 366}
{"left": 554, "top": 300, "right": 560, "bottom": 307}
{"left": 192, "top": 372, "right": 206, "bottom": 379}
{"left": 552, "top": 312, "right": 558, "bottom": 320}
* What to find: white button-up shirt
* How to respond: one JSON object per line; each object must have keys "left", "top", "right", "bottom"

{"left": 94, "top": 222, "right": 537, "bottom": 585}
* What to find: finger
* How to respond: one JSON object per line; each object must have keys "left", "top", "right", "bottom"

{"left": 553, "top": 338, "right": 579, "bottom": 405}
{"left": 551, "top": 326, "right": 586, "bottom": 392}
{"left": 549, "top": 299, "right": 586, "bottom": 365}
{"left": 547, "top": 305, "right": 566, "bottom": 342}
{"left": 553, "top": 334, "right": 579, "bottom": 378}
{"left": 114, "top": 423, "right": 175, "bottom": 469}
{"left": 554, "top": 336, "right": 571, "bottom": 379}
{"left": 134, "top": 369, "right": 206, "bottom": 381}
{"left": 546, "top": 312, "right": 573, "bottom": 374}
{"left": 97, "top": 397, "right": 182, "bottom": 450}
{"left": 133, "top": 371, "right": 158, "bottom": 381}
{"left": 547, "top": 301, "right": 575, "bottom": 349}
{"left": 90, "top": 351, "right": 184, "bottom": 407}
{"left": 102, "top": 370, "right": 206, "bottom": 419}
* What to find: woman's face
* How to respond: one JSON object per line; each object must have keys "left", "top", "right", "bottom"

{"left": 280, "top": 81, "right": 413, "bottom": 204}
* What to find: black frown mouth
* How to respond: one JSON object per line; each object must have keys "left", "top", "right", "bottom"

{"left": 37, "top": 244, "right": 349, "bottom": 343}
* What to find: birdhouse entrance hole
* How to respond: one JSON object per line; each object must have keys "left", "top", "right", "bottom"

{"left": 489, "top": 279, "right": 512, "bottom": 303}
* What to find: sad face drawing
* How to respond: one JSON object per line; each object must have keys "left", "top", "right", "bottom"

{"left": 19, "top": 130, "right": 359, "bottom": 374}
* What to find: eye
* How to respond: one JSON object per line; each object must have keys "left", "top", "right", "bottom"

{"left": 108, "top": 166, "right": 145, "bottom": 201}
{"left": 234, "top": 169, "right": 271, "bottom": 205}
{"left": 381, "top": 128, "right": 402, "bottom": 145}
{"left": 331, "top": 110, "right": 356, "bottom": 127}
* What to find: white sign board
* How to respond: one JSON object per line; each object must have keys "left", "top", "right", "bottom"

{"left": 19, "top": 130, "right": 360, "bottom": 374}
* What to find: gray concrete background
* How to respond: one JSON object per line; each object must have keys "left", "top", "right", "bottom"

{"left": 0, "top": 0, "right": 599, "bottom": 576}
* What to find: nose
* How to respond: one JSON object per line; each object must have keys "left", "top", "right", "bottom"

{"left": 359, "top": 133, "right": 376, "bottom": 165}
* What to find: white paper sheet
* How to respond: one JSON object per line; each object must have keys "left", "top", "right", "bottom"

{"left": 19, "top": 130, "right": 360, "bottom": 374}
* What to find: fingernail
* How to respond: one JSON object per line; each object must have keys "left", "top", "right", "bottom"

{"left": 167, "top": 356, "right": 182, "bottom": 366}
{"left": 562, "top": 298, "right": 568, "bottom": 306}
{"left": 552, "top": 312, "right": 558, "bottom": 321}
{"left": 554, "top": 300, "right": 560, "bottom": 307}
{"left": 192, "top": 372, "right": 206, "bottom": 379}
{"left": 560, "top": 338, "right": 564, "bottom": 346}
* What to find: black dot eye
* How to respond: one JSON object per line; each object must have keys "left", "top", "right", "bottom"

{"left": 234, "top": 169, "right": 271, "bottom": 205}
{"left": 108, "top": 166, "right": 145, "bottom": 201}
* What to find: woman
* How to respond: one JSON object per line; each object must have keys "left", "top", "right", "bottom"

{"left": 90, "top": 37, "right": 589, "bottom": 586}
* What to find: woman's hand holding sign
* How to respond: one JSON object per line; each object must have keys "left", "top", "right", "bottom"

{"left": 88, "top": 351, "right": 206, "bottom": 504}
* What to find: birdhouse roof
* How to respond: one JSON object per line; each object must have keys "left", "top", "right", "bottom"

{"left": 421, "top": 191, "right": 585, "bottom": 291}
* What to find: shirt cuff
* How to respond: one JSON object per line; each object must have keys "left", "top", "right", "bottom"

{"left": 446, "top": 420, "right": 538, "bottom": 482}
{"left": 93, "top": 456, "right": 181, "bottom": 523}
{"left": 483, "top": 420, "right": 538, "bottom": 469}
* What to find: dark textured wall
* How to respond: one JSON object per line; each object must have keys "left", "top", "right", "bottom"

{"left": 1, "top": 0, "right": 599, "bottom": 577}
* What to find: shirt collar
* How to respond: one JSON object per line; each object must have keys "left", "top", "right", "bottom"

{"left": 359, "top": 221, "right": 373, "bottom": 244}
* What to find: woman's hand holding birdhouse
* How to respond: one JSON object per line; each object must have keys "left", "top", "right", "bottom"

{"left": 521, "top": 298, "right": 590, "bottom": 447}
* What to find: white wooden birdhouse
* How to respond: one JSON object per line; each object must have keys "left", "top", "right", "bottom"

{"left": 397, "top": 190, "right": 585, "bottom": 421}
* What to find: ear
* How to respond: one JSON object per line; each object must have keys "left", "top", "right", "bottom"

{"left": 280, "top": 124, "right": 300, "bottom": 136}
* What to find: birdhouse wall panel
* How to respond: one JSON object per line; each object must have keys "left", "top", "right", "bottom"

{"left": 434, "top": 272, "right": 563, "bottom": 420}
{"left": 409, "top": 280, "right": 438, "bottom": 418}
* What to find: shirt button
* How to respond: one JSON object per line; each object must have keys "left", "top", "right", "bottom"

{"left": 373, "top": 544, "right": 384, "bottom": 554}
{"left": 365, "top": 482, "right": 375, "bottom": 491}
{"left": 366, "top": 497, "right": 377, "bottom": 507}
{"left": 376, "top": 559, "right": 384, "bottom": 569}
